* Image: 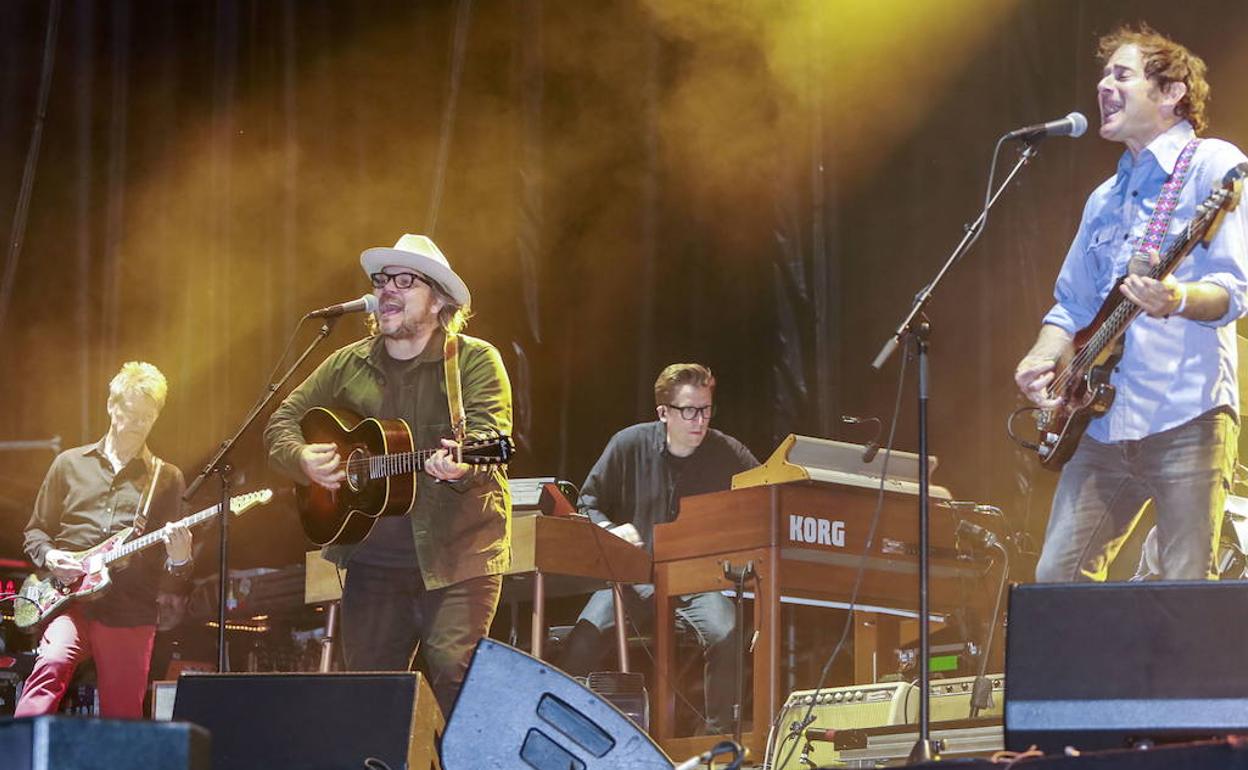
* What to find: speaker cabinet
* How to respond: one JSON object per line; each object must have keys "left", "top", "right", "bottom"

{"left": 172, "top": 672, "right": 442, "bottom": 770}
{"left": 443, "top": 639, "right": 670, "bottom": 770}
{"left": 0, "top": 716, "right": 209, "bottom": 770}
{"left": 1005, "top": 580, "right": 1248, "bottom": 754}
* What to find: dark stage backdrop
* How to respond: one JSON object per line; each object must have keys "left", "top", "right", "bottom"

{"left": 1, "top": 0, "right": 1246, "bottom": 572}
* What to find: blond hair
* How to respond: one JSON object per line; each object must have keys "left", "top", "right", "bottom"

{"left": 108, "top": 361, "right": 168, "bottom": 411}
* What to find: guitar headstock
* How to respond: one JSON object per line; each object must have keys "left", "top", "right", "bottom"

{"left": 1222, "top": 162, "right": 1248, "bottom": 211}
{"left": 1199, "top": 163, "right": 1248, "bottom": 247}
{"left": 230, "top": 488, "right": 275, "bottom": 516}
{"left": 462, "top": 434, "right": 516, "bottom": 467}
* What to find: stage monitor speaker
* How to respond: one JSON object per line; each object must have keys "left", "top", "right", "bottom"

{"left": 0, "top": 716, "right": 209, "bottom": 770}
{"left": 442, "top": 639, "right": 670, "bottom": 770}
{"left": 172, "top": 671, "right": 442, "bottom": 770}
{"left": 1005, "top": 580, "right": 1248, "bottom": 754}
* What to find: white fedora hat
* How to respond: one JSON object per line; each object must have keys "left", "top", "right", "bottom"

{"left": 360, "top": 234, "right": 471, "bottom": 306}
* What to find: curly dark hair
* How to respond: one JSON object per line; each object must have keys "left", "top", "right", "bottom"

{"left": 1098, "top": 24, "right": 1210, "bottom": 134}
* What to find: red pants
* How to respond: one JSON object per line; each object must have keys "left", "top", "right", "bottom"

{"left": 15, "top": 608, "right": 156, "bottom": 718}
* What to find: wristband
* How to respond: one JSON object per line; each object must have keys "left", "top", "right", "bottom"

{"left": 1173, "top": 283, "right": 1188, "bottom": 317}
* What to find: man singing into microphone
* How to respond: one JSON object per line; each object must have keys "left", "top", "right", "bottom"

{"left": 1015, "top": 25, "right": 1248, "bottom": 582}
{"left": 264, "top": 234, "right": 511, "bottom": 718}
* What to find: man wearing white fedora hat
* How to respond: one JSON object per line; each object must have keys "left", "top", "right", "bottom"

{"left": 265, "top": 233, "right": 512, "bottom": 717}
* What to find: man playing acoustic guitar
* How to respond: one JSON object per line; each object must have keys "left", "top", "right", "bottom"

{"left": 17, "top": 361, "right": 192, "bottom": 718}
{"left": 1015, "top": 26, "right": 1248, "bottom": 582}
{"left": 264, "top": 234, "right": 511, "bottom": 718}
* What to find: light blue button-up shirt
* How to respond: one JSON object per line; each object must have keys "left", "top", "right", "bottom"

{"left": 1042, "top": 121, "right": 1248, "bottom": 442}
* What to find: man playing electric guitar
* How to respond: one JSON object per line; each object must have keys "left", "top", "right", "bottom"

{"left": 264, "top": 234, "right": 511, "bottom": 718}
{"left": 17, "top": 361, "right": 193, "bottom": 718}
{"left": 1015, "top": 26, "right": 1248, "bottom": 582}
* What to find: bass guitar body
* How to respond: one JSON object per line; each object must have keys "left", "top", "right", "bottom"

{"left": 296, "top": 406, "right": 417, "bottom": 547}
{"left": 1036, "top": 293, "right": 1125, "bottom": 471}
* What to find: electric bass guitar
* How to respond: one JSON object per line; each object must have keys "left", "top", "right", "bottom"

{"left": 295, "top": 406, "right": 514, "bottom": 547}
{"left": 1035, "top": 162, "right": 1248, "bottom": 470}
{"left": 12, "top": 488, "right": 274, "bottom": 630}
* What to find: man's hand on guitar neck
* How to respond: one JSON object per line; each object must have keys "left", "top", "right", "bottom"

{"left": 43, "top": 549, "right": 85, "bottom": 582}
{"left": 300, "top": 443, "right": 346, "bottom": 490}
{"left": 1122, "top": 250, "right": 1185, "bottom": 319}
{"left": 426, "top": 438, "right": 469, "bottom": 482}
{"left": 160, "top": 520, "right": 193, "bottom": 565}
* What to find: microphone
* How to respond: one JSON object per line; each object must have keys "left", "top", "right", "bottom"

{"left": 1004, "top": 111, "right": 1088, "bottom": 141}
{"left": 305, "top": 294, "right": 379, "bottom": 319}
{"left": 842, "top": 415, "right": 882, "bottom": 462}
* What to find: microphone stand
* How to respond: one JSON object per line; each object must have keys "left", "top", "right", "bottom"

{"left": 184, "top": 315, "right": 341, "bottom": 672}
{"left": 870, "top": 140, "right": 1039, "bottom": 764}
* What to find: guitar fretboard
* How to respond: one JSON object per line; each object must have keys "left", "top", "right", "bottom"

{"left": 361, "top": 448, "right": 439, "bottom": 480}
{"left": 103, "top": 493, "right": 267, "bottom": 564}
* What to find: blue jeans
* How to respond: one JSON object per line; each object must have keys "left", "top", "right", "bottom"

{"left": 558, "top": 584, "right": 740, "bottom": 732}
{"left": 340, "top": 562, "right": 502, "bottom": 717}
{"left": 1036, "top": 409, "right": 1238, "bottom": 582}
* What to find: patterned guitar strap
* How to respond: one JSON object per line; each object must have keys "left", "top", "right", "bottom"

{"left": 131, "top": 457, "right": 164, "bottom": 538}
{"left": 1131, "top": 137, "right": 1203, "bottom": 270}
{"left": 443, "top": 334, "right": 467, "bottom": 461}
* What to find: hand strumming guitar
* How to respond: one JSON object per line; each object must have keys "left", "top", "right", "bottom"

{"left": 1015, "top": 324, "right": 1074, "bottom": 409}
{"left": 43, "top": 549, "right": 84, "bottom": 582}
{"left": 300, "top": 443, "right": 346, "bottom": 490}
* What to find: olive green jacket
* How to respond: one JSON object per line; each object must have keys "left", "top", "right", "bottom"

{"left": 264, "top": 332, "right": 512, "bottom": 589}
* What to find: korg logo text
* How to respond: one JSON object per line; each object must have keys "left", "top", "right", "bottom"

{"left": 789, "top": 515, "right": 846, "bottom": 547}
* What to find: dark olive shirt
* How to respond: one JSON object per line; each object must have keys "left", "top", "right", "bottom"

{"left": 264, "top": 332, "right": 512, "bottom": 590}
{"left": 23, "top": 440, "right": 189, "bottom": 627}
{"left": 579, "top": 421, "right": 760, "bottom": 551}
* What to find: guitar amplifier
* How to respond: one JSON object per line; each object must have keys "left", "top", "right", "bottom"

{"left": 769, "top": 674, "right": 1004, "bottom": 769}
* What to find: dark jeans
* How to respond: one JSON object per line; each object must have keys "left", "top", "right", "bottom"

{"left": 340, "top": 562, "right": 502, "bottom": 717}
{"left": 1036, "top": 409, "right": 1237, "bottom": 582}
{"left": 558, "top": 584, "right": 740, "bottom": 732}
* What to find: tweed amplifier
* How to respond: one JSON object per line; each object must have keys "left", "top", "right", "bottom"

{"left": 768, "top": 674, "right": 1004, "bottom": 769}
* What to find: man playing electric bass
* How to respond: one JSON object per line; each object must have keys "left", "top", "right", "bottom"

{"left": 264, "top": 233, "right": 511, "bottom": 718}
{"left": 1015, "top": 26, "right": 1248, "bottom": 582}
{"left": 17, "top": 361, "right": 193, "bottom": 718}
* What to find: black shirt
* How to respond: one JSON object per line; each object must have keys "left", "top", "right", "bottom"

{"left": 23, "top": 440, "right": 188, "bottom": 627}
{"left": 578, "top": 421, "right": 760, "bottom": 551}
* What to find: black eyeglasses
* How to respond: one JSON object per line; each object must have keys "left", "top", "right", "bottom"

{"left": 370, "top": 271, "right": 430, "bottom": 290}
{"left": 666, "top": 404, "right": 715, "bottom": 421}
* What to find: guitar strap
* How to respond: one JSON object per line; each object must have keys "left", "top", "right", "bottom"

{"left": 131, "top": 457, "right": 163, "bottom": 537}
{"left": 1134, "top": 137, "right": 1203, "bottom": 260}
{"left": 443, "top": 334, "right": 467, "bottom": 447}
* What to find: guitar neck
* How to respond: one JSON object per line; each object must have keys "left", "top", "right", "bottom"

{"left": 103, "top": 502, "right": 225, "bottom": 565}
{"left": 369, "top": 447, "right": 444, "bottom": 480}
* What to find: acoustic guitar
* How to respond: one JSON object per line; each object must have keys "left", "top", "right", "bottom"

{"left": 295, "top": 406, "right": 514, "bottom": 546}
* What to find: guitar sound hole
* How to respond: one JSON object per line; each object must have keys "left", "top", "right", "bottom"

{"left": 346, "top": 448, "right": 369, "bottom": 492}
